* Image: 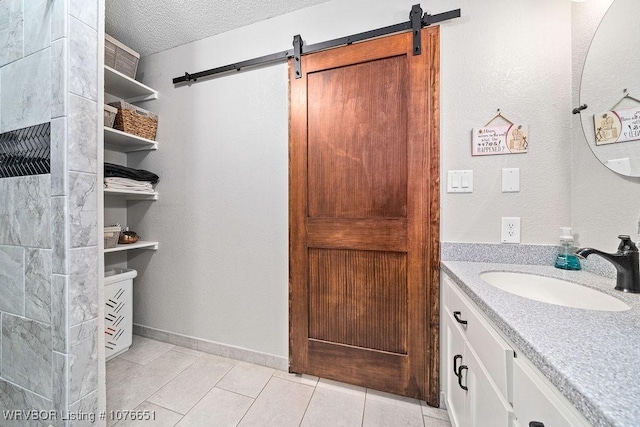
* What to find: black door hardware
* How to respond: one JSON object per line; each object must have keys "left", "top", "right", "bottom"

{"left": 172, "top": 4, "right": 461, "bottom": 84}
{"left": 453, "top": 311, "right": 468, "bottom": 325}
{"left": 453, "top": 354, "right": 462, "bottom": 375}
{"left": 457, "top": 365, "right": 468, "bottom": 391}
{"left": 529, "top": 422, "right": 545, "bottom": 427}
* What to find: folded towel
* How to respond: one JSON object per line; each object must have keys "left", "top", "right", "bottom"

{"left": 104, "top": 163, "right": 159, "bottom": 184}
{"left": 104, "top": 177, "right": 155, "bottom": 193}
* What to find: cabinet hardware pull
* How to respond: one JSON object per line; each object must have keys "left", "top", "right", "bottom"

{"left": 457, "top": 365, "right": 468, "bottom": 391}
{"left": 529, "top": 423, "right": 545, "bottom": 427}
{"left": 453, "top": 311, "right": 468, "bottom": 325}
{"left": 453, "top": 354, "right": 462, "bottom": 375}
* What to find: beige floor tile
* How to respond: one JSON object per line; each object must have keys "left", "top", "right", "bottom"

{"left": 424, "top": 416, "right": 452, "bottom": 427}
{"left": 238, "top": 377, "right": 314, "bottom": 427}
{"left": 176, "top": 387, "right": 254, "bottom": 427}
{"left": 171, "top": 345, "right": 206, "bottom": 358}
{"left": 362, "top": 389, "right": 424, "bottom": 427}
{"left": 421, "top": 401, "right": 450, "bottom": 421}
{"left": 118, "top": 335, "right": 175, "bottom": 365}
{"left": 273, "top": 370, "right": 319, "bottom": 387}
{"left": 110, "top": 401, "right": 183, "bottom": 427}
{"left": 148, "top": 353, "right": 237, "bottom": 414}
{"left": 106, "top": 357, "right": 143, "bottom": 388}
{"left": 107, "top": 350, "right": 198, "bottom": 413}
{"left": 215, "top": 362, "right": 275, "bottom": 398}
{"left": 301, "top": 379, "right": 365, "bottom": 427}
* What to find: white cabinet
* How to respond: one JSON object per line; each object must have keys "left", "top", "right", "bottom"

{"left": 513, "top": 356, "right": 589, "bottom": 427}
{"left": 441, "top": 272, "right": 591, "bottom": 427}
{"left": 443, "top": 276, "right": 513, "bottom": 427}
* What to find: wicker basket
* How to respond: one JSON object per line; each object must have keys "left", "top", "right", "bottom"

{"left": 104, "top": 104, "right": 117, "bottom": 128}
{"left": 104, "top": 226, "right": 121, "bottom": 249}
{"left": 109, "top": 100, "right": 158, "bottom": 141}
{"left": 105, "top": 34, "right": 140, "bottom": 79}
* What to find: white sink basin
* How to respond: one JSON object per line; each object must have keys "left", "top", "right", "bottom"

{"left": 480, "top": 271, "right": 630, "bottom": 312}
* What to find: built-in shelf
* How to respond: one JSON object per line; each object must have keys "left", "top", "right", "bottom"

{"left": 104, "top": 240, "right": 159, "bottom": 253}
{"left": 104, "top": 127, "right": 157, "bottom": 152}
{"left": 104, "top": 188, "right": 158, "bottom": 200}
{"left": 104, "top": 66, "right": 158, "bottom": 102}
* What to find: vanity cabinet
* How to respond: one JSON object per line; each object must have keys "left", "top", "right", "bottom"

{"left": 441, "top": 272, "right": 591, "bottom": 427}
{"left": 443, "top": 275, "right": 513, "bottom": 427}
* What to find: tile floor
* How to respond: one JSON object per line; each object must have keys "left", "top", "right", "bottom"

{"left": 106, "top": 335, "right": 451, "bottom": 427}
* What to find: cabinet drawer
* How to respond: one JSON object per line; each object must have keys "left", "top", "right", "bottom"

{"left": 513, "top": 357, "right": 590, "bottom": 427}
{"left": 444, "top": 275, "right": 513, "bottom": 401}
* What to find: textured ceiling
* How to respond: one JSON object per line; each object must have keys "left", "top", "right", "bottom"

{"left": 105, "top": 0, "right": 333, "bottom": 57}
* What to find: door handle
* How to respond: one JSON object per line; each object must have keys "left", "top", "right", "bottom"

{"left": 529, "top": 423, "right": 545, "bottom": 427}
{"left": 457, "top": 365, "right": 468, "bottom": 391}
{"left": 453, "top": 311, "right": 468, "bottom": 325}
{"left": 453, "top": 354, "right": 462, "bottom": 375}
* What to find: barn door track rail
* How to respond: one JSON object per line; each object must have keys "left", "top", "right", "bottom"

{"left": 172, "top": 3, "right": 460, "bottom": 85}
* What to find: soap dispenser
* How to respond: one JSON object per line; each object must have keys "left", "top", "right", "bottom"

{"left": 555, "top": 227, "right": 581, "bottom": 270}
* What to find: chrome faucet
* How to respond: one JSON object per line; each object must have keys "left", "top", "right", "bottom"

{"left": 576, "top": 235, "right": 640, "bottom": 293}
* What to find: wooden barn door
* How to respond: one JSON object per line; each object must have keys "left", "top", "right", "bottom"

{"left": 289, "top": 27, "right": 440, "bottom": 404}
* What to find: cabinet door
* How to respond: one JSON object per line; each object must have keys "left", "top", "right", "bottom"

{"left": 466, "top": 344, "right": 513, "bottom": 427}
{"left": 445, "top": 312, "right": 468, "bottom": 427}
{"left": 444, "top": 275, "right": 513, "bottom": 401}
{"left": 513, "top": 357, "right": 590, "bottom": 427}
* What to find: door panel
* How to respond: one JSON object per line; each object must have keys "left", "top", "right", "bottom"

{"left": 308, "top": 248, "right": 407, "bottom": 353}
{"left": 307, "top": 56, "right": 408, "bottom": 219}
{"left": 289, "top": 28, "right": 440, "bottom": 403}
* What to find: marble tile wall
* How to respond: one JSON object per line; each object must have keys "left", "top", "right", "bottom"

{"left": 0, "top": 0, "right": 101, "bottom": 425}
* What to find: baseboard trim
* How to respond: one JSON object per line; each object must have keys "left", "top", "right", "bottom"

{"left": 132, "top": 323, "right": 289, "bottom": 371}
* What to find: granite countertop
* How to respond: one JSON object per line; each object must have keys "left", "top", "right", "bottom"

{"left": 441, "top": 261, "right": 640, "bottom": 427}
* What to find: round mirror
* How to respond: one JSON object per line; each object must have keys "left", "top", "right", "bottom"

{"left": 580, "top": 0, "right": 640, "bottom": 177}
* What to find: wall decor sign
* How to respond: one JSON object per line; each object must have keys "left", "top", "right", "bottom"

{"left": 593, "top": 106, "right": 640, "bottom": 146}
{"left": 472, "top": 124, "right": 529, "bottom": 156}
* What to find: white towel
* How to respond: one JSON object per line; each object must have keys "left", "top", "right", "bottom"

{"left": 104, "top": 177, "right": 154, "bottom": 193}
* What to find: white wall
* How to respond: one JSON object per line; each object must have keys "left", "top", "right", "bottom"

{"left": 571, "top": 0, "right": 640, "bottom": 249}
{"left": 130, "top": 0, "right": 572, "bottom": 357}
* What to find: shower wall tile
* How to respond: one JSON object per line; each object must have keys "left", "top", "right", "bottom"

{"left": 0, "top": 0, "right": 23, "bottom": 68}
{"left": 69, "top": 0, "right": 98, "bottom": 31}
{"left": 51, "top": 39, "right": 68, "bottom": 119}
{"left": 69, "top": 319, "right": 98, "bottom": 404}
{"left": 0, "top": 48, "right": 51, "bottom": 133}
{"left": 51, "top": 118, "right": 68, "bottom": 196}
{"left": 0, "top": 175, "right": 52, "bottom": 248}
{"left": 53, "top": 351, "right": 69, "bottom": 415}
{"left": 0, "top": 246, "right": 24, "bottom": 316}
{"left": 52, "top": 196, "right": 69, "bottom": 274}
{"left": 51, "top": 0, "right": 68, "bottom": 41}
{"left": 68, "top": 17, "right": 97, "bottom": 101}
{"left": 69, "top": 390, "right": 97, "bottom": 426}
{"left": 0, "top": 379, "right": 53, "bottom": 427}
{"left": 69, "top": 172, "right": 97, "bottom": 248}
{"left": 24, "top": 0, "right": 52, "bottom": 56}
{"left": 69, "top": 247, "right": 98, "bottom": 326}
{"left": 25, "top": 249, "right": 53, "bottom": 324}
{"left": 52, "top": 274, "right": 68, "bottom": 353}
{"left": 2, "top": 314, "right": 52, "bottom": 399}
{"left": 68, "top": 95, "right": 97, "bottom": 173}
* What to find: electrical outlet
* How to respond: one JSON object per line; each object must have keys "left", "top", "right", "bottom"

{"left": 501, "top": 217, "right": 521, "bottom": 243}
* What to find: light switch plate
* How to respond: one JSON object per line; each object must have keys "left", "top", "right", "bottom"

{"left": 447, "top": 170, "right": 473, "bottom": 193}
{"left": 502, "top": 168, "right": 520, "bottom": 192}
{"left": 501, "top": 217, "right": 521, "bottom": 243}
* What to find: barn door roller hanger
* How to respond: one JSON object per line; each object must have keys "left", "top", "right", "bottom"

{"left": 172, "top": 3, "right": 460, "bottom": 84}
